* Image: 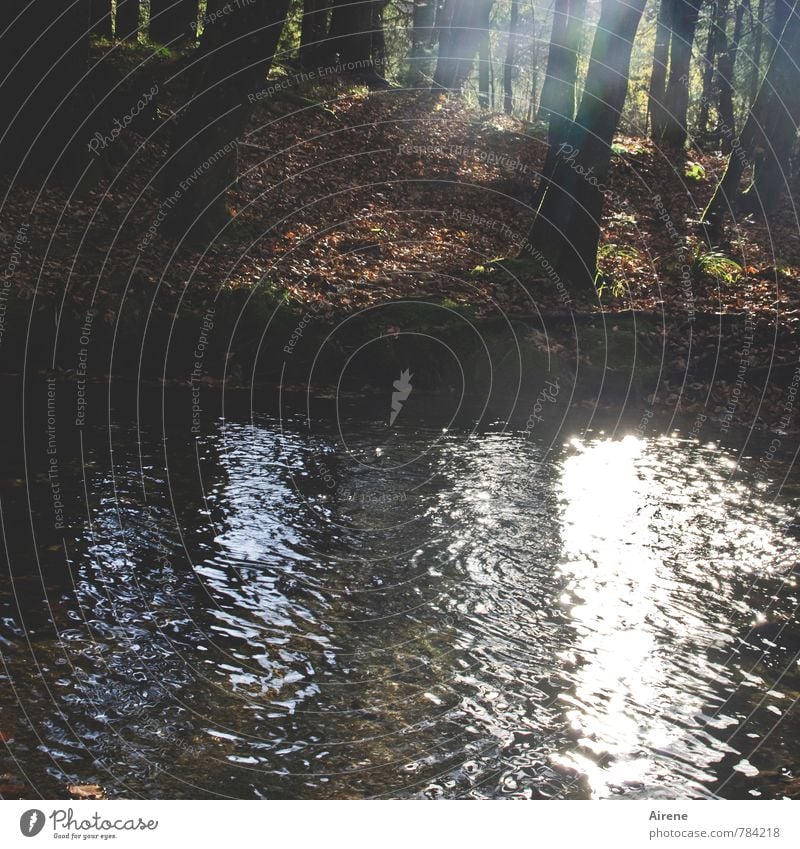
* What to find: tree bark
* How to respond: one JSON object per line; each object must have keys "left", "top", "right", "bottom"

{"left": 372, "top": 1, "right": 389, "bottom": 75}
{"left": 698, "top": 1, "right": 718, "bottom": 136}
{"left": 300, "top": 0, "right": 331, "bottom": 69}
{"left": 526, "top": 5, "right": 538, "bottom": 122}
{"left": 432, "top": 0, "right": 494, "bottom": 93}
{"left": 659, "top": 0, "right": 704, "bottom": 148}
{"left": 532, "top": 0, "right": 586, "bottom": 211}
{"left": 768, "top": 0, "right": 793, "bottom": 59}
{"left": 478, "top": 28, "right": 490, "bottom": 108}
{"left": 160, "top": 0, "right": 290, "bottom": 240}
{"left": 741, "top": 0, "right": 800, "bottom": 212}
{"left": 116, "top": 0, "right": 141, "bottom": 41}
{"left": 702, "top": 0, "right": 800, "bottom": 225}
{"left": 0, "top": 0, "right": 92, "bottom": 178}
{"left": 325, "top": 0, "right": 389, "bottom": 85}
{"left": 716, "top": 0, "right": 746, "bottom": 152}
{"left": 503, "top": 0, "right": 519, "bottom": 114}
{"left": 149, "top": 0, "right": 199, "bottom": 45}
{"left": 748, "top": 0, "right": 765, "bottom": 106}
{"left": 648, "top": 0, "right": 673, "bottom": 140}
{"left": 539, "top": 0, "right": 581, "bottom": 128}
{"left": 409, "top": 0, "right": 437, "bottom": 84}
{"left": 525, "top": 0, "right": 648, "bottom": 297}
{"left": 90, "top": 0, "right": 114, "bottom": 38}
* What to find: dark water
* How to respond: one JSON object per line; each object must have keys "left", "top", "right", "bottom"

{"left": 1, "top": 382, "right": 799, "bottom": 799}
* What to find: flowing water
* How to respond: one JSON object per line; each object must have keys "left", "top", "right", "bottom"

{"left": 1, "top": 382, "right": 799, "bottom": 799}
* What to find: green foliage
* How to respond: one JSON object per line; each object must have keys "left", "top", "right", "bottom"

{"left": 441, "top": 297, "right": 477, "bottom": 318}
{"left": 690, "top": 247, "right": 742, "bottom": 285}
{"left": 595, "top": 244, "right": 643, "bottom": 299}
{"left": 595, "top": 272, "right": 627, "bottom": 299}
{"left": 684, "top": 161, "right": 706, "bottom": 181}
{"left": 611, "top": 141, "right": 647, "bottom": 157}
{"left": 277, "top": 0, "right": 304, "bottom": 59}
{"left": 597, "top": 243, "right": 641, "bottom": 262}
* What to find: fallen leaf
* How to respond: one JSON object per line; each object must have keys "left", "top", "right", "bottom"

{"left": 0, "top": 773, "right": 26, "bottom": 796}
{"left": 67, "top": 783, "right": 107, "bottom": 800}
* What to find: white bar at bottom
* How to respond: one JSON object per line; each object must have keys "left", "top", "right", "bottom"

{"left": 1, "top": 799, "right": 797, "bottom": 848}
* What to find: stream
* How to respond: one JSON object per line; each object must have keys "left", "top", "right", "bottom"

{"left": 1, "top": 381, "right": 799, "bottom": 799}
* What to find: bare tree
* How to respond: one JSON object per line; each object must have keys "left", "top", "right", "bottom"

{"left": 525, "top": 0, "right": 649, "bottom": 297}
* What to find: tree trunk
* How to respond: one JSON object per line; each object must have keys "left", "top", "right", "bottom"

{"left": 409, "top": 0, "right": 437, "bottom": 84}
{"left": 525, "top": 0, "right": 648, "bottom": 297}
{"left": 698, "top": 1, "right": 718, "bottom": 136}
{"left": 702, "top": 0, "right": 800, "bottom": 225}
{"left": 0, "top": 0, "right": 92, "bottom": 178}
{"left": 300, "top": 0, "right": 331, "bottom": 69}
{"left": 478, "top": 29, "right": 490, "bottom": 108}
{"left": 432, "top": 0, "right": 494, "bottom": 93}
{"left": 116, "top": 0, "right": 141, "bottom": 40}
{"left": 769, "top": 0, "right": 793, "bottom": 58}
{"left": 539, "top": 0, "right": 579, "bottom": 126}
{"left": 716, "top": 0, "right": 746, "bottom": 152}
{"left": 160, "top": 0, "right": 290, "bottom": 240}
{"left": 748, "top": 0, "right": 766, "bottom": 105}
{"left": 648, "top": 0, "right": 673, "bottom": 140}
{"left": 90, "top": 0, "right": 113, "bottom": 38}
{"left": 432, "top": 0, "right": 458, "bottom": 90}
{"left": 325, "top": 0, "right": 388, "bottom": 85}
{"left": 526, "top": 6, "right": 538, "bottom": 122}
{"left": 532, "top": 0, "right": 586, "bottom": 211}
{"left": 149, "top": 0, "right": 199, "bottom": 45}
{"left": 503, "top": 0, "right": 519, "bottom": 114}
{"left": 741, "top": 0, "right": 800, "bottom": 212}
{"left": 659, "top": 0, "right": 704, "bottom": 148}
{"left": 372, "top": 1, "right": 389, "bottom": 75}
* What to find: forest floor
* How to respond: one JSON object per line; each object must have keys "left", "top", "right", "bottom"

{"left": 2, "top": 44, "right": 800, "bottom": 430}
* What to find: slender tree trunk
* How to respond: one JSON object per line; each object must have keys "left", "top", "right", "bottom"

{"left": 0, "top": 0, "right": 92, "bottom": 178}
{"left": 539, "top": 0, "right": 574, "bottom": 124}
{"left": 537, "top": 0, "right": 586, "bottom": 138}
{"left": 409, "top": 0, "right": 437, "bottom": 84}
{"left": 525, "top": 0, "right": 648, "bottom": 296}
{"left": 716, "top": 0, "right": 746, "bottom": 152}
{"left": 660, "top": 0, "right": 704, "bottom": 148}
{"left": 768, "top": 0, "right": 793, "bottom": 58}
{"left": 326, "top": 0, "right": 371, "bottom": 67}
{"left": 116, "top": 0, "right": 141, "bottom": 41}
{"left": 300, "top": 0, "right": 331, "bottom": 69}
{"left": 742, "top": 0, "right": 800, "bottom": 211}
{"left": 527, "top": 7, "right": 538, "bottom": 122}
{"left": 478, "top": 29, "right": 490, "bottom": 107}
{"left": 749, "top": 0, "right": 766, "bottom": 106}
{"left": 490, "top": 39, "right": 496, "bottom": 108}
{"left": 533, "top": 0, "right": 586, "bottom": 210}
{"left": 649, "top": 0, "right": 674, "bottom": 140}
{"left": 702, "top": 0, "right": 800, "bottom": 225}
{"left": 698, "top": 1, "right": 718, "bottom": 136}
{"left": 432, "top": 0, "right": 494, "bottom": 93}
{"left": 90, "top": 0, "right": 114, "bottom": 38}
{"left": 372, "top": 1, "right": 389, "bottom": 75}
{"left": 503, "top": 0, "right": 519, "bottom": 114}
{"left": 325, "top": 0, "right": 389, "bottom": 85}
{"left": 161, "top": 0, "right": 290, "bottom": 240}
{"left": 149, "top": 0, "right": 199, "bottom": 44}
{"left": 432, "top": 0, "right": 457, "bottom": 89}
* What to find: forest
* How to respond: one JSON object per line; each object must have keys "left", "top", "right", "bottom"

{"left": 1, "top": 0, "right": 800, "bottom": 805}
{"left": 0, "top": 1, "right": 798, "bottom": 420}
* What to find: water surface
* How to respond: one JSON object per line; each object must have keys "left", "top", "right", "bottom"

{"left": 1, "top": 386, "right": 798, "bottom": 799}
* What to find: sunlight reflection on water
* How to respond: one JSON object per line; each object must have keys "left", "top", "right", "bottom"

{"left": 1, "top": 414, "right": 798, "bottom": 799}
